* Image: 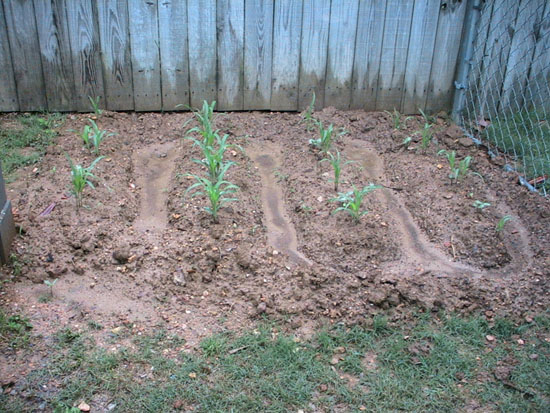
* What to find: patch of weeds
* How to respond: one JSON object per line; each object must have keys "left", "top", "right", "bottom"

{"left": 0, "top": 310, "right": 32, "bottom": 349}
{"left": 87, "top": 320, "right": 103, "bottom": 331}
{"left": 0, "top": 113, "right": 64, "bottom": 179}
{"left": 200, "top": 334, "right": 228, "bottom": 357}
{"left": 55, "top": 327, "right": 81, "bottom": 347}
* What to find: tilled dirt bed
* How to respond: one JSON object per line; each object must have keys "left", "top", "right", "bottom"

{"left": 1, "top": 108, "right": 549, "bottom": 346}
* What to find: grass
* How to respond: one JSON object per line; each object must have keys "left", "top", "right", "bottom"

{"left": 482, "top": 109, "right": 550, "bottom": 192}
{"left": 0, "top": 311, "right": 549, "bottom": 412}
{"left": 0, "top": 113, "right": 64, "bottom": 180}
{"left": 0, "top": 310, "right": 32, "bottom": 350}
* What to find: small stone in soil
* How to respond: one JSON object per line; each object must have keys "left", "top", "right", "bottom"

{"left": 113, "top": 248, "right": 131, "bottom": 264}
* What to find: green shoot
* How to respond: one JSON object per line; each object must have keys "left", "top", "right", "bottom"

{"left": 186, "top": 162, "right": 239, "bottom": 224}
{"left": 331, "top": 184, "right": 381, "bottom": 223}
{"left": 67, "top": 155, "right": 104, "bottom": 210}
{"left": 187, "top": 100, "right": 217, "bottom": 147}
{"left": 418, "top": 107, "right": 435, "bottom": 124}
{"left": 190, "top": 132, "right": 238, "bottom": 181}
{"left": 302, "top": 93, "right": 317, "bottom": 131}
{"left": 88, "top": 96, "right": 102, "bottom": 115}
{"left": 472, "top": 200, "right": 491, "bottom": 210}
{"left": 88, "top": 119, "right": 114, "bottom": 155}
{"left": 402, "top": 136, "right": 412, "bottom": 148}
{"left": 80, "top": 124, "right": 92, "bottom": 149}
{"left": 385, "top": 108, "right": 412, "bottom": 130}
{"left": 438, "top": 150, "right": 472, "bottom": 182}
{"left": 496, "top": 215, "right": 512, "bottom": 232}
{"left": 44, "top": 278, "right": 58, "bottom": 297}
{"left": 320, "top": 150, "right": 355, "bottom": 192}
{"left": 418, "top": 123, "right": 433, "bottom": 150}
{"left": 310, "top": 122, "right": 336, "bottom": 154}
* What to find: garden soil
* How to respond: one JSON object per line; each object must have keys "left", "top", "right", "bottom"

{"left": 1, "top": 108, "right": 549, "bottom": 381}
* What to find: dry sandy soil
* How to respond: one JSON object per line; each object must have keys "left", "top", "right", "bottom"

{"left": 1, "top": 108, "right": 549, "bottom": 382}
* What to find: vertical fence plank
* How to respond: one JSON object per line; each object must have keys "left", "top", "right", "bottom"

{"left": 298, "top": 0, "right": 330, "bottom": 110}
{"left": 188, "top": 0, "right": 217, "bottom": 108}
{"left": 128, "top": 0, "right": 161, "bottom": 111}
{"left": 401, "top": 0, "right": 440, "bottom": 114}
{"left": 425, "top": 1, "right": 468, "bottom": 113}
{"left": 473, "top": 0, "right": 519, "bottom": 117}
{"left": 527, "top": 1, "right": 550, "bottom": 110}
{"left": 33, "top": 0, "right": 75, "bottom": 111}
{"left": 375, "top": 0, "right": 414, "bottom": 111}
{"left": 97, "top": 0, "right": 134, "bottom": 111}
{"left": 351, "top": 0, "right": 386, "bottom": 110}
{"left": 244, "top": 0, "right": 273, "bottom": 110}
{"left": 217, "top": 0, "right": 244, "bottom": 110}
{"left": 158, "top": 0, "right": 189, "bottom": 111}
{"left": 325, "top": 0, "right": 359, "bottom": 110}
{"left": 66, "top": 0, "right": 105, "bottom": 111}
{"left": 0, "top": 2, "right": 18, "bottom": 111}
{"left": 499, "top": 0, "right": 545, "bottom": 112}
{"left": 4, "top": 0, "right": 47, "bottom": 111}
{"left": 271, "top": 0, "right": 302, "bottom": 111}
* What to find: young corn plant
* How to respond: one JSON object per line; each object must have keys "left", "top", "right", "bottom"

{"left": 88, "top": 119, "right": 114, "bottom": 155}
{"left": 309, "top": 122, "right": 341, "bottom": 155}
{"left": 190, "top": 132, "right": 238, "bottom": 181}
{"left": 385, "top": 108, "right": 412, "bottom": 130}
{"left": 187, "top": 100, "right": 217, "bottom": 147}
{"left": 88, "top": 96, "right": 102, "bottom": 115}
{"left": 438, "top": 150, "right": 472, "bottom": 183}
{"left": 472, "top": 200, "right": 491, "bottom": 211}
{"left": 186, "top": 162, "right": 238, "bottom": 224}
{"left": 302, "top": 93, "right": 318, "bottom": 131}
{"left": 418, "top": 123, "right": 433, "bottom": 151}
{"left": 496, "top": 215, "right": 512, "bottom": 232}
{"left": 331, "top": 184, "right": 381, "bottom": 223}
{"left": 418, "top": 107, "right": 436, "bottom": 125}
{"left": 67, "top": 155, "right": 104, "bottom": 210}
{"left": 80, "top": 124, "right": 92, "bottom": 149}
{"left": 320, "top": 150, "right": 355, "bottom": 192}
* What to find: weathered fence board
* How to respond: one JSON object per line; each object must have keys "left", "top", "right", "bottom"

{"left": 158, "top": 0, "right": 189, "bottom": 111}
{"left": 97, "top": 0, "right": 134, "bottom": 111}
{"left": 425, "top": 0, "right": 468, "bottom": 113}
{"left": 402, "top": 0, "right": 440, "bottom": 114}
{"left": 376, "top": 0, "right": 415, "bottom": 111}
{"left": 128, "top": 0, "right": 161, "bottom": 111}
{"left": 527, "top": 1, "right": 550, "bottom": 109}
{"left": 271, "top": 0, "right": 302, "bottom": 111}
{"left": 4, "top": 0, "right": 47, "bottom": 111}
{"left": 188, "top": 0, "right": 217, "bottom": 108}
{"left": 325, "top": 0, "right": 360, "bottom": 110}
{"left": 298, "top": 0, "right": 330, "bottom": 110}
{"left": 351, "top": 0, "right": 386, "bottom": 110}
{"left": 66, "top": 0, "right": 105, "bottom": 112}
{"left": 0, "top": 2, "right": 18, "bottom": 111}
{"left": 243, "top": 0, "right": 273, "bottom": 110}
{"left": 217, "top": 0, "right": 245, "bottom": 111}
{"left": 34, "top": 0, "right": 76, "bottom": 111}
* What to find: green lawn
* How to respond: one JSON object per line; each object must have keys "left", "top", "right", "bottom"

{"left": 1, "top": 310, "right": 548, "bottom": 412}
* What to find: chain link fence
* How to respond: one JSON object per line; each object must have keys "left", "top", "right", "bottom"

{"left": 458, "top": 0, "right": 550, "bottom": 195}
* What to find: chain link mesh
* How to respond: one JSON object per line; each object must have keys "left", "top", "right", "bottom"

{"left": 459, "top": 0, "right": 550, "bottom": 195}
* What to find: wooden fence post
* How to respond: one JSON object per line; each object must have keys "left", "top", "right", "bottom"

{"left": 0, "top": 161, "right": 15, "bottom": 264}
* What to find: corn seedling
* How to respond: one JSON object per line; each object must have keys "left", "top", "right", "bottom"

{"left": 302, "top": 93, "right": 318, "bottom": 131}
{"left": 80, "top": 124, "right": 92, "bottom": 149}
{"left": 385, "top": 108, "right": 412, "bottom": 130}
{"left": 320, "top": 150, "right": 355, "bottom": 192}
{"left": 186, "top": 162, "right": 238, "bottom": 223}
{"left": 88, "top": 96, "right": 102, "bottom": 115}
{"left": 438, "top": 150, "right": 472, "bottom": 182}
{"left": 496, "top": 215, "right": 512, "bottom": 232}
{"left": 418, "top": 107, "right": 436, "bottom": 125}
{"left": 472, "top": 200, "right": 491, "bottom": 210}
{"left": 331, "top": 184, "right": 381, "bottom": 223}
{"left": 87, "top": 119, "right": 114, "bottom": 155}
{"left": 402, "top": 136, "right": 412, "bottom": 148}
{"left": 418, "top": 123, "right": 433, "bottom": 151}
{"left": 67, "top": 155, "right": 104, "bottom": 210}
{"left": 309, "top": 122, "right": 338, "bottom": 154}
{"left": 186, "top": 100, "right": 217, "bottom": 147}
{"left": 44, "top": 278, "right": 58, "bottom": 297}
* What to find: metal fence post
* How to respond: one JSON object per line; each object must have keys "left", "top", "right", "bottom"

{"left": 452, "top": 0, "right": 482, "bottom": 122}
{"left": 0, "top": 162, "right": 15, "bottom": 264}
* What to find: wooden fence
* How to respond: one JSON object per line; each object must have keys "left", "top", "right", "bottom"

{"left": 0, "top": 0, "right": 468, "bottom": 113}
